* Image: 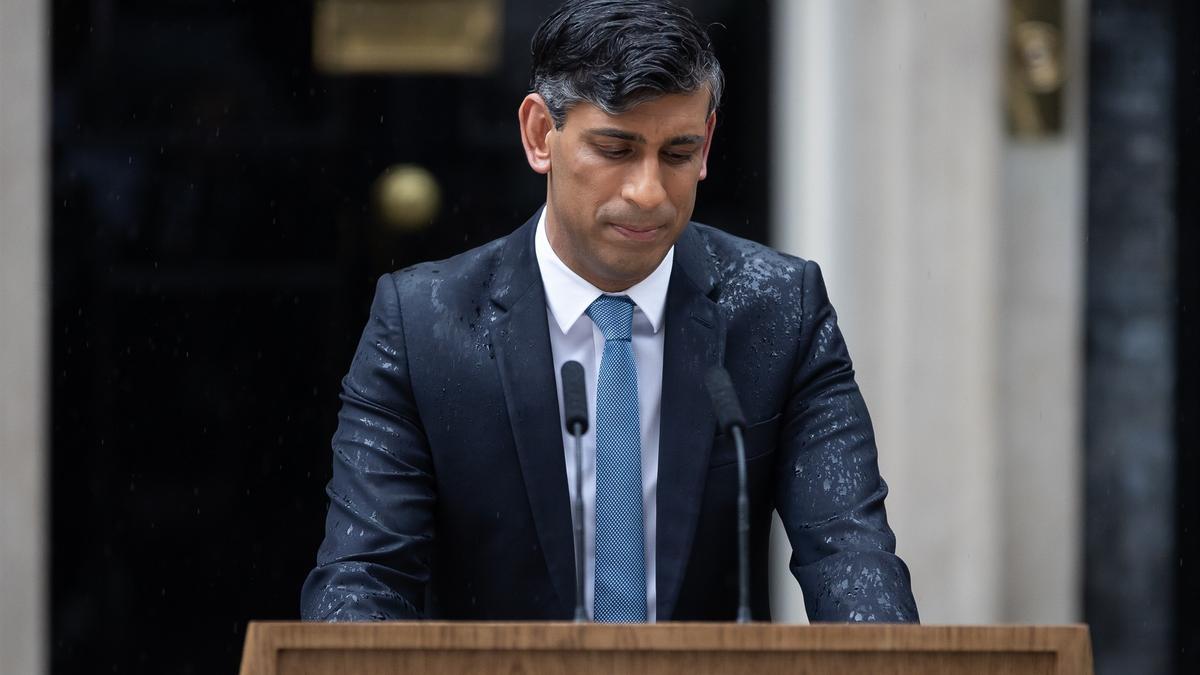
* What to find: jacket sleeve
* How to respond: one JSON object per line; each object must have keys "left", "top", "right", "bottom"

{"left": 300, "top": 274, "right": 435, "bottom": 621}
{"left": 774, "top": 260, "right": 919, "bottom": 623}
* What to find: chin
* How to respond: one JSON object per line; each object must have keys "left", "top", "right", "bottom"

{"left": 602, "top": 258, "right": 659, "bottom": 287}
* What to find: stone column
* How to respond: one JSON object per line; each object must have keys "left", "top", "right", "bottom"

{"left": 0, "top": 0, "right": 48, "bottom": 672}
{"left": 769, "top": 0, "right": 1085, "bottom": 625}
{"left": 998, "top": 0, "right": 1087, "bottom": 624}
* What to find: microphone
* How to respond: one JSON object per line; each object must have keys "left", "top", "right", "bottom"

{"left": 560, "top": 360, "right": 589, "bottom": 622}
{"left": 704, "top": 366, "right": 751, "bottom": 623}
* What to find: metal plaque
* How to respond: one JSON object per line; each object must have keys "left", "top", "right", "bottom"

{"left": 314, "top": 0, "right": 502, "bottom": 75}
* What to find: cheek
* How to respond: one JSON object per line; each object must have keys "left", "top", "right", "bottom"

{"left": 554, "top": 160, "right": 592, "bottom": 212}
{"left": 566, "top": 165, "right": 622, "bottom": 213}
{"left": 666, "top": 172, "right": 699, "bottom": 209}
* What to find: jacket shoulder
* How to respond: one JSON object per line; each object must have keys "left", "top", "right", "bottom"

{"left": 689, "top": 223, "right": 812, "bottom": 312}
{"left": 384, "top": 236, "right": 508, "bottom": 303}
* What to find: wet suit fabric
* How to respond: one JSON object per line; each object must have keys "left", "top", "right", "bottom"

{"left": 300, "top": 211, "right": 920, "bottom": 623}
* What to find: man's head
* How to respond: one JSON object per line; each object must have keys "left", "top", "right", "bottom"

{"left": 519, "top": 0, "right": 723, "bottom": 292}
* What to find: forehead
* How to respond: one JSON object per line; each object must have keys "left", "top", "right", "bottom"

{"left": 564, "top": 90, "right": 712, "bottom": 140}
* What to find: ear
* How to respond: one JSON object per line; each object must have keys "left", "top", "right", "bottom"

{"left": 698, "top": 111, "right": 717, "bottom": 181}
{"left": 519, "top": 93, "right": 554, "bottom": 175}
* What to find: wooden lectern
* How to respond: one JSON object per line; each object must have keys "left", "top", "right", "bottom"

{"left": 239, "top": 622, "right": 1093, "bottom": 674}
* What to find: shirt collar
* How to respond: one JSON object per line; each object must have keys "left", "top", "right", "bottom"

{"left": 534, "top": 206, "right": 673, "bottom": 335}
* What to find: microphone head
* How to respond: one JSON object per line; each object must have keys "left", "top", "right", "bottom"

{"left": 704, "top": 366, "right": 746, "bottom": 433}
{"left": 561, "top": 360, "right": 589, "bottom": 434}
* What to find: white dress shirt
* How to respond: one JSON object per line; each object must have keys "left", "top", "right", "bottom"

{"left": 535, "top": 207, "right": 673, "bottom": 621}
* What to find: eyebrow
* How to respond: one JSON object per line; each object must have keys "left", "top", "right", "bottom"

{"left": 584, "top": 128, "right": 705, "bottom": 146}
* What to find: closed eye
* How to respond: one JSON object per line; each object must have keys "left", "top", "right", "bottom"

{"left": 596, "top": 145, "right": 631, "bottom": 160}
{"left": 663, "top": 150, "right": 696, "bottom": 164}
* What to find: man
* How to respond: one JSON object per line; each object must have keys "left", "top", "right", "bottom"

{"left": 301, "top": 0, "right": 918, "bottom": 623}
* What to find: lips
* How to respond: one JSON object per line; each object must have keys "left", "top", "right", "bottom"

{"left": 610, "top": 223, "right": 662, "bottom": 242}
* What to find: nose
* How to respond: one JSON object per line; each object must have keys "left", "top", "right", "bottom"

{"left": 621, "top": 156, "right": 668, "bottom": 212}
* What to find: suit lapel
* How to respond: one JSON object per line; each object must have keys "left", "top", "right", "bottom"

{"left": 490, "top": 213, "right": 575, "bottom": 617}
{"left": 656, "top": 224, "right": 724, "bottom": 620}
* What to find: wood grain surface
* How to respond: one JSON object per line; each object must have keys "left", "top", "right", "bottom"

{"left": 239, "top": 622, "right": 1093, "bottom": 675}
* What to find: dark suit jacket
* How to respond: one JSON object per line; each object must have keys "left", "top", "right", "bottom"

{"left": 300, "top": 211, "right": 919, "bottom": 622}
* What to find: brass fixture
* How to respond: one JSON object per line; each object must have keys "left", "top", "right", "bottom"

{"left": 314, "top": 0, "right": 502, "bottom": 75}
{"left": 1007, "top": 0, "right": 1065, "bottom": 137}
{"left": 374, "top": 164, "right": 441, "bottom": 232}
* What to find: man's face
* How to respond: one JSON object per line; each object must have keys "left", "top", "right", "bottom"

{"left": 539, "top": 90, "right": 715, "bottom": 292}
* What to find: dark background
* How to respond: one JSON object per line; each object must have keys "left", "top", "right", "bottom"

{"left": 1084, "top": 1, "right": 1195, "bottom": 673}
{"left": 48, "top": 1, "right": 769, "bottom": 672}
{"left": 1175, "top": 0, "right": 1199, "bottom": 666}
{"left": 1084, "top": 2, "right": 1197, "bottom": 673}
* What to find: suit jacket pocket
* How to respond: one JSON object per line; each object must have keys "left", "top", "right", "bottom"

{"left": 708, "top": 413, "right": 783, "bottom": 469}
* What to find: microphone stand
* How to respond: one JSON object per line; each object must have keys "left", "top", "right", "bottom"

{"left": 561, "top": 360, "right": 589, "bottom": 622}
{"left": 732, "top": 424, "right": 750, "bottom": 624}
{"left": 704, "top": 366, "right": 752, "bottom": 623}
{"left": 570, "top": 420, "right": 587, "bottom": 622}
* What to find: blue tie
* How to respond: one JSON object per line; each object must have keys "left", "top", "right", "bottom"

{"left": 586, "top": 295, "right": 647, "bottom": 622}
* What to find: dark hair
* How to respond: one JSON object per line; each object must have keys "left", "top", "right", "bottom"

{"left": 530, "top": 0, "right": 724, "bottom": 128}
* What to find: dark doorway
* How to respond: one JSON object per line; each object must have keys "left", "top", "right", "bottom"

{"left": 49, "top": 1, "right": 769, "bottom": 672}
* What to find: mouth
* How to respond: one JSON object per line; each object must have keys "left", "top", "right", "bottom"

{"left": 609, "top": 222, "right": 663, "bottom": 243}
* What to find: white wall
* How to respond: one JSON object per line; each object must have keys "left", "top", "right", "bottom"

{"left": 769, "top": 0, "right": 1085, "bottom": 624}
{"left": 0, "top": 0, "right": 49, "bottom": 672}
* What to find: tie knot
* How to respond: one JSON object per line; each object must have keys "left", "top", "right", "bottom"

{"left": 587, "top": 295, "right": 635, "bottom": 342}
